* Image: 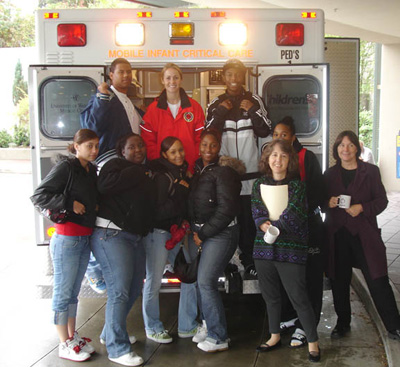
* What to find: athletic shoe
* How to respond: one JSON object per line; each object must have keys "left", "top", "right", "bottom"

{"left": 192, "top": 321, "right": 208, "bottom": 343}
{"left": 87, "top": 277, "right": 107, "bottom": 294}
{"left": 100, "top": 335, "right": 137, "bottom": 345}
{"left": 197, "top": 338, "right": 229, "bottom": 353}
{"left": 146, "top": 330, "right": 173, "bottom": 344}
{"left": 59, "top": 337, "right": 91, "bottom": 362}
{"left": 109, "top": 352, "right": 143, "bottom": 366}
{"left": 178, "top": 325, "right": 200, "bottom": 338}
{"left": 73, "top": 331, "right": 95, "bottom": 354}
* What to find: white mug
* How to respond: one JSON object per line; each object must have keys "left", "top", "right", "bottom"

{"left": 338, "top": 195, "right": 351, "bottom": 209}
{"left": 263, "top": 225, "right": 280, "bottom": 244}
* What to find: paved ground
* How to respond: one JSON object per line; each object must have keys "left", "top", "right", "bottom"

{"left": 1, "top": 158, "right": 399, "bottom": 367}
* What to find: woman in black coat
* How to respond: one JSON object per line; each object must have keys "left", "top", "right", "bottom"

{"left": 188, "top": 128, "right": 245, "bottom": 353}
{"left": 90, "top": 133, "right": 156, "bottom": 366}
{"left": 142, "top": 136, "right": 198, "bottom": 344}
{"left": 324, "top": 130, "right": 400, "bottom": 341}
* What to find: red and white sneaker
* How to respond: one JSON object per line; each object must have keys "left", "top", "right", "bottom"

{"left": 73, "top": 331, "right": 96, "bottom": 354}
{"left": 59, "top": 337, "right": 91, "bottom": 362}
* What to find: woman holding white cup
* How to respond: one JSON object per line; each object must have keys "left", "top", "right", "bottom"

{"left": 251, "top": 139, "right": 320, "bottom": 362}
{"left": 324, "top": 130, "right": 400, "bottom": 340}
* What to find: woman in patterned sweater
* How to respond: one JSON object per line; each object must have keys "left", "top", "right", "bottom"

{"left": 251, "top": 139, "right": 320, "bottom": 363}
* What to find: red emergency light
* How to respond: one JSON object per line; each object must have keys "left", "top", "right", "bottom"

{"left": 174, "top": 11, "right": 189, "bottom": 18}
{"left": 57, "top": 24, "right": 87, "bottom": 47}
{"left": 44, "top": 12, "right": 59, "bottom": 19}
{"left": 302, "top": 12, "right": 317, "bottom": 19}
{"left": 276, "top": 23, "right": 304, "bottom": 46}
{"left": 137, "top": 11, "right": 152, "bottom": 18}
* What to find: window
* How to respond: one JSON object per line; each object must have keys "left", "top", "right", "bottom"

{"left": 263, "top": 75, "right": 321, "bottom": 136}
{"left": 40, "top": 78, "right": 97, "bottom": 139}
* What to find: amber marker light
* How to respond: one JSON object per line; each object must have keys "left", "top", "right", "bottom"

{"left": 174, "top": 11, "right": 189, "bottom": 18}
{"left": 137, "top": 11, "right": 152, "bottom": 18}
{"left": 44, "top": 12, "right": 59, "bottom": 19}
{"left": 47, "top": 227, "right": 56, "bottom": 238}
{"left": 301, "top": 12, "right": 317, "bottom": 18}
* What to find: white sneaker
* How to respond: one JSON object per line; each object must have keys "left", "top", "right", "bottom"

{"left": 146, "top": 330, "right": 173, "bottom": 344}
{"left": 59, "top": 337, "right": 91, "bottom": 362}
{"left": 73, "top": 331, "right": 95, "bottom": 354}
{"left": 197, "top": 339, "right": 229, "bottom": 353}
{"left": 109, "top": 352, "right": 143, "bottom": 366}
{"left": 192, "top": 321, "right": 207, "bottom": 343}
{"left": 100, "top": 335, "right": 137, "bottom": 345}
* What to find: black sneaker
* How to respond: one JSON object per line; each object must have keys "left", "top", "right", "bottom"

{"left": 245, "top": 264, "right": 257, "bottom": 278}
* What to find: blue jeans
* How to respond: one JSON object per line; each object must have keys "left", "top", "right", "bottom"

{"left": 50, "top": 233, "right": 91, "bottom": 325}
{"left": 191, "top": 224, "right": 239, "bottom": 343}
{"left": 85, "top": 252, "right": 104, "bottom": 282}
{"left": 142, "top": 229, "right": 198, "bottom": 334}
{"left": 90, "top": 228, "right": 146, "bottom": 358}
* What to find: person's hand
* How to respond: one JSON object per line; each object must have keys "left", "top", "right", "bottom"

{"left": 220, "top": 99, "right": 233, "bottom": 110}
{"left": 193, "top": 232, "right": 202, "bottom": 246}
{"left": 240, "top": 99, "right": 254, "bottom": 111}
{"left": 346, "top": 204, "right": 363, "bottom": 217}
{"left": 328, "top": 196, "right": 339, "bottom": 208}
{"left": 98, "top": 82, "right": 111, "bottom": 94}
{"left": 179, "top": 179, "right": 189, "bottom": 188}
{"left": 259, "top": 221, "right": 271, "bottom": 233}
{"left": 186, "top": 170, "right": 193, "bottom": 179}
{"left": 73, "top": 201, "right": 86, "bottom": 215}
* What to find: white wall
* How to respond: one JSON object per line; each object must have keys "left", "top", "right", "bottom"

{"left": 0, "top": 47, "right": 36, "bottom": 132}
{"left": 379, "top": 44, "right": 400, "bottom": 192}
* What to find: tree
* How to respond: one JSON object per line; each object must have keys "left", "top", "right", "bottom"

{"left": 38, "top": 0, "right": 142, "bottom": 9}
{"left": 359, "top": 41, "right": 375, "bottom": 110}
{"left": 12, "top": 60, "right": 28, "bottom": 106}
{"left": 359, "top": 41, "right": 375, "bottom": 148}
{"left": 0, "top": 0, "right": 35, "bottom": 47}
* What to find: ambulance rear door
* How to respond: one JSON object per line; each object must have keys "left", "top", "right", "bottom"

{"left": 29, "top": 65, "right": 105, "bottom": 246}
{"left": 257, "top": 64, "right": 329, "bottom": 171}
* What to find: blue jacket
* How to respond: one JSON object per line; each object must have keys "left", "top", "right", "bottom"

{"left": 80, "top": 93, "right": 144, "bottom": 157}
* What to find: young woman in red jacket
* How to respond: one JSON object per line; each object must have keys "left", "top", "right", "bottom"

{"left": 140, "top": 63, "right": 205, "bottom": 172}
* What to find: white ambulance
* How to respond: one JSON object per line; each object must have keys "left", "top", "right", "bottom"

{"left": 29, "top": 7, "right": 333, "bottom": 294}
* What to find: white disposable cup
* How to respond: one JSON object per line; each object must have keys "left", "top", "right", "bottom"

{"left": 338, "top": 195, "right": 351, "bottom": 209}
{"left": 263, "top": 225, "right": 280, "bottom": 244}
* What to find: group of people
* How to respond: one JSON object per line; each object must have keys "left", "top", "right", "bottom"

{"left": 30, "top": 57, "right": 400, "bottom": 366}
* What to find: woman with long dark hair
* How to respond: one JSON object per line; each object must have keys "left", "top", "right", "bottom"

{"left": 31, "top": 129, "right": 99, "bottom": 362}
{"left": 143, "top": 136, "right": 198, "bottom": 344}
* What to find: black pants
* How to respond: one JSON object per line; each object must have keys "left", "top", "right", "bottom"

{"left": 255, "top": 259, "right": 319, "bottom": 342}
{"left": 238, "top": 195, "right": 257, "bottom": 269}
{"left": 331, "top": 229, "right": 400, "bottom": 331}
{"left": 280, "top": 248, "right": 324, "bottom": 327}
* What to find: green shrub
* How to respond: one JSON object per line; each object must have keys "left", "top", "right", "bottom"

{"left": 359, "top": 109, "right": 373, "bottom": 147}
{"left": 13, "top": 124, "right": 30, "bottom": 147}
{"left": 0, "top": 129, "right": 12, "bottom": 148}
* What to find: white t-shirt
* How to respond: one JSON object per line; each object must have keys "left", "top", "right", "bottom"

{"left": 111, "top": 85, "right": 141, "bottom": 134}
{"left": 167, "top": 101, "right": 181, "bottom": 119}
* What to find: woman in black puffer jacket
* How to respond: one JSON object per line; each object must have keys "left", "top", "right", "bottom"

{"left": 142, "top": 136, "right": 198, "bottom": 344}
{"left": 188, "top": 128, "right": 245, "bottom": 353}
